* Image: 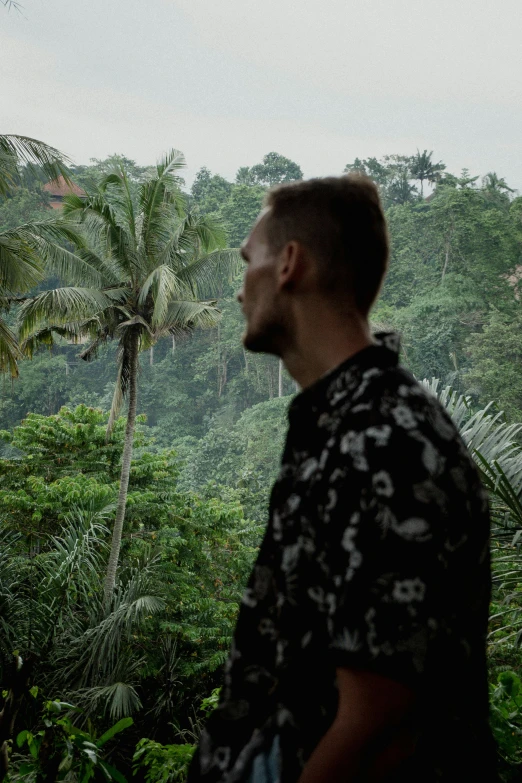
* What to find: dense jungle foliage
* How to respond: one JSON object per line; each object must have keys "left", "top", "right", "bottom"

{"left": 1, "top": 145, "right": 522, "bottom": 781}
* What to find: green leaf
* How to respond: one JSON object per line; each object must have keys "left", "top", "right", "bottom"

{"left": 96, "top": 716, "right": 133, "bottom": 748}
{"left": 28, "top": 739, "right": 39, "bottom": 759}
{"left": 80, "top": 768, "right": 95, "bottom": 783}
{"left": 499, "top": 670, "right": 521, "bottom": 697}
{"left": 29, "top": 685, "right": 39, "bottom": 698}
{"left": 16, "top": 730, "right": 28, "bottom": 748}
{"left": 46, "top": 700, "right": 77, "bottom": 712}
{"left": 58, "top": 754, "right": 73, "bottom": 773}
{"left": 82, "top": 747, "right": 98, "bottom": 764}
{"left": 99, "top": 761, "right": 128, "bottom": 783}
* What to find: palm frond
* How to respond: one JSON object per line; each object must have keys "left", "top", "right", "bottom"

{"left": 106, "top": 331, "right": 136, "bottom": 437}
{"left": 476, "top": 454, "right": 522, "bottom": 525}
{"left": 0, "top": 504, "right": 112, "bottom": 663}
{"left": 422, "top": 379, "right": 522, "bottom": 501}
{"left": 63, "top": 193, "right": 136, "bottom": 280}
{"left": 41, "top": 503, "right": 112, "bottom": 602}
{"left": 0, "top": 134, "right": 71, "bottom": 197}
{"left": 76, "top": 681, "right": 142, "bottom": 720}
{"left": 0, "top": 231, "right": 43, "bottom": 292}
{"left": 154, "top": 213, "right": 228, "bottom": 290}
{"left": 106, "top": 363, "right": 125, "bottom": 439}
{"left": 0, "top": 2, "right": 23, "bottom": 11}
{"left": 18, "top": 287, "right": 121, "bottom": 341}
{"left": 21, "top": 316, "right": 108, "bottom": 358}
{"left": 160, "top": 299, "right": 221, "bottom": 336}
{"left": 9, "top": 221, "right": 113, "bottom": 289}
{"left": 155, "top": 148, "right": 186, "bottom": 181}
{"left": 421, "top": 378, "right": 472, "bottom": 430}
{"left": 177, "top": 249, "right": 242, "bottom": 299}
{"left": 0, "top": 317, "right": 21, "bottom": 377}
{"left": 139, "top": 150, "right": 186, "bottom": 260}
{"left": 138, "top": 265, "right": 192, "bottom": 327}
{"left": 77, "top": 327, "right": 112, "bottom": 362}
{"left": 65, "top": 561, "right": 165, "bottom": 687}
{"left": 425, "top": 379, "right": 522, "bottom": 649}
{"left": 99, "top": 167, "right": 137, "bottom": 247}
{"left": 20, "top": 325, "right": 60, "bottom": 358}
{"left": 176, "top": 211, "right": 227, "bottom": 256}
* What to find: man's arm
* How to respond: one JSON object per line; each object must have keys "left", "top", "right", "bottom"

{"left": 298, "top": 668, "right": 416, "bottom": 783}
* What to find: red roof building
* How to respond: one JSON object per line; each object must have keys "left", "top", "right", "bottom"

{"left": 43, "top": 176, "right": 85, "bottom": 210}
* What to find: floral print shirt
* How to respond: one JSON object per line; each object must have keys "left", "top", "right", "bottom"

{"left": 189, "top": 333, "right": 496, "bottom": 783}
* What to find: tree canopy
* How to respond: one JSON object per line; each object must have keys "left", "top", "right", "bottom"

{"left": 2, "top": 145, "right": 522, "bottom": 781}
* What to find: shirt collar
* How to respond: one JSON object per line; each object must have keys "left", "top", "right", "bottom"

{"left": 289, "top": 331, "right": 401, "bottom": 417}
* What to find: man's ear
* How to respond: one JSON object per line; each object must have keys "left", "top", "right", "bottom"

{"left": 277, "top": 241, "right": 306, "bottom": 292}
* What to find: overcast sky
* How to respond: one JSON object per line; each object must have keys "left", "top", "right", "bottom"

{"left": 3, "top": 0, "right": 522, "bottom": 188}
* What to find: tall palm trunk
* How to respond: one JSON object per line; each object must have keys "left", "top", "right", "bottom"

{"left": 103, "top": 332, "right": 139, "bottom": 604}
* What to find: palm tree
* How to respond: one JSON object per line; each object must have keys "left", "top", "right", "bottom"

{"left": 481, "top": 173, "right": 515, "bottom": 212}
{"left": 386, "top": 171, "right": 418, "bottom": 205}
{"left": 410, "top": 149, "right": 446, "bottom": 197}
{"left": 18, "top": 149, "right": 241, "bottom": 603}
{"left": 0, "top": 134, "right": 72, "bottom": 376}
{"left": 482, "top": 172, "right": 515, "bottom": 195}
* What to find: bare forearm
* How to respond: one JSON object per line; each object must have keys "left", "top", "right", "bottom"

{"left": 298, "top": 668, "right": 416, "bottom": 782}
{"left": 297, "top": 721, "right": 366, "bottom": 783}
{"left": 298, "top": 719, "right": 415, "bottom": 783}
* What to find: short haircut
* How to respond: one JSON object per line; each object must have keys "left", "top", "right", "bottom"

{"left": 263, "top": 174, "right": 389, "bottom": 315}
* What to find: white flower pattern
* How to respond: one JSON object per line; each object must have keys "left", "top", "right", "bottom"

{"left": 392, "top": 577, "right": 426, "bottom": 603}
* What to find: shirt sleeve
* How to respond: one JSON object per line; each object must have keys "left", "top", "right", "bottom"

{"left": 315, "top": 413, "right": 464, "bottom": 686}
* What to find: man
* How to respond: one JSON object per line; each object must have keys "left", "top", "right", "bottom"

{"left": 188, "top": 175, "right": 496, "bottom": 782}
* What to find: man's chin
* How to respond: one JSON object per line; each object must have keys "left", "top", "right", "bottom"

{"left": 242, "top": 329, "right": 278, "bottom": 356}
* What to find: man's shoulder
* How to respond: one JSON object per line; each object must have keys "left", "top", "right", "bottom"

{"left": 334, "top": 364, "right": 460, "bottom": 445}
{"left": 326, "top": 364, "right": 488, "bottom": 494}
{"left": 323, "top": 364, "right": 490, "bottom": 531}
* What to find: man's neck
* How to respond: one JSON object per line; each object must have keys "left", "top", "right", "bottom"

{"left": 281, "top": 307, "right": 373, "bottom": 389}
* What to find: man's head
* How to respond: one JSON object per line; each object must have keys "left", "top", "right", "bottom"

{"left": 238, "top": 174, "right": 389, "bottom": 355}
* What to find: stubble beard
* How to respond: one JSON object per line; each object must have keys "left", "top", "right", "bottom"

{"left": 243, "top": 329, "right": 280, "bottom": 356}
{"left": 242, "top": 318, "right": 286, "bottom": 358}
